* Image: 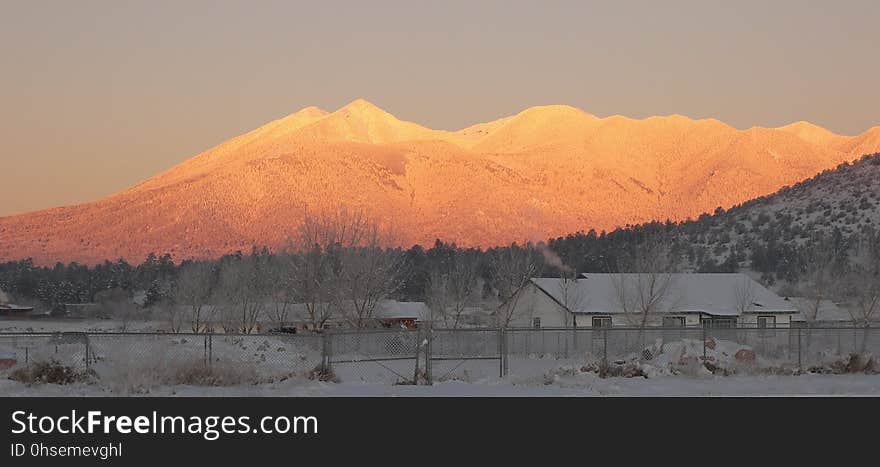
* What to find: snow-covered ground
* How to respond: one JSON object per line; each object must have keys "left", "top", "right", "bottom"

{"left": 0, "top": 318, "right": 166, "bottom": 334}
{"left": 2, "top": 319, "right": 878, "bottom": 396}
{"left": 2, "top": 373, "right": 880, "bottom": 397}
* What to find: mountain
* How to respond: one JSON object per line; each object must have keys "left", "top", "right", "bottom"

{"left": 2, "top": 99, "right": 880, "bottom": 265}
{"left": 667, "top": 152, "right": 880, "bottom": 275}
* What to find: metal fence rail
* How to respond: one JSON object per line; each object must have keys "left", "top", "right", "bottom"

{"left": 2, "top": 326, "right": 879, "bottom": 387}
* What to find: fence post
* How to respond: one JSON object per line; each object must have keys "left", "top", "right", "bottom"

{"left": 498, "top": 327, "right": 509, "bottom": 378}
{"left": 797, "top": 326, "right": 802, "bottom": 372}
{"left": 502, "top": 328, "right": 508, "bottom": 377}
{"left": 413, "top": 327, "right": 422, "bottom": 384}
{"left": 425, "top": 325, "right": 433, "bottom": 385}
{"left": 322, "top": 330, "right": 332, "bottom": 372}
{"left": 208, "top": 333, "right": 213, "bottom": 368}
{"left": 702, "top": 324, "right": 707, "bottom": 361}
{"left": 602, "top": 329, "right": 608, "bottom": 365}
{"left": 25, "top": 347, "right": 29, "bottom": 367}
{"left": 84, "top": 337, "right": 90, "bottom": 371}
{"left": 497, "top": 327, "right": 503, "bottom": 377}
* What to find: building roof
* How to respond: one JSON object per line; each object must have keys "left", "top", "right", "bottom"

{"left": 0, "top": 304, "right": 34, "bottom": 312}
{"left": 530, "top": 273, "right": 798, "bottom": 316}
{"left": 787, "top": 297, "right": 879, "bottom": 323}
{"left": 374, "top": 300, "right": 429, "bottom": 321}
{"left": 0, "top": 290, "right": 33, "bottom": 312}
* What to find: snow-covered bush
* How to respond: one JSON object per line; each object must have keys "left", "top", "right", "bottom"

{"left": 9, "top": 360, "right": 95, "bottom": 386}
{"left": 100, "top": 356, "right": 265, "bottom": 394}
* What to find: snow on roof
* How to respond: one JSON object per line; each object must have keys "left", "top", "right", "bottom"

{"left": 530, "top": 273, "right": 798, "bottom": 316}
{"left": 787, "top": 298, "right": 871, "bottom": 322}
{"left": 374, "top": 301, "right": 429, "bottom": 321}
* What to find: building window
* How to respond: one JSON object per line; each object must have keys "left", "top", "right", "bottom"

{"left": 757, "top": 315, "right": 776, "bottom": 337}
{"left": 662, "top": 316, "right": 686, "bottom": 327}
{"left": 702, "top": 317, "right": 737, "bottom": 328}
{"left": 532, "top": 317, "right": 541, "bottom": 328}
{"left": 757, "top": 315, "right": 776, "bottom": 328}
{"left": 592, "top": 316, "right": 612, "bottom": 328}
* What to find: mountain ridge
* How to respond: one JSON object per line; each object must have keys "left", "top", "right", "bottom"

{"left": 2, "top": 98, "right": 880, "bottom": 265}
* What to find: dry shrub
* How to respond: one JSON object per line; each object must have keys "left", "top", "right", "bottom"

{"left": 394, "top": 368, "right": 432, "bottom": 385}
{"left": 165, "top": 360, "right": 261, "bottom": 386}
{"left": 307, "top": 363, "right": 339, "bottom": 383}
{"left": 807, "top": 353, "right": 877, "bottom": 375}
{"left": 578, "top": 359, "right": 647, "bottom": 379}
{"left": 9, "top": 360, "right": 95, "bottom": 386}
{"left": 103, "top": 358, "right": 264, "bottom": 394}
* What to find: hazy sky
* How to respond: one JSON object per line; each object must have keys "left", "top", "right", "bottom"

{"left": 2, "top": 1, "right": 879, "bottom": 216}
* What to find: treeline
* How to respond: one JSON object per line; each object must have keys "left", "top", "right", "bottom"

{"left": 2, "top": 204, "right": 878, "bottom": 327}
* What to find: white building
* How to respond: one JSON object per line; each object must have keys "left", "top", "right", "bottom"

{"left": 502, "top": 273, "right": 798, "bottom": 328}
{"left": 788, "top": 297, "right": 879, "bottom": 326}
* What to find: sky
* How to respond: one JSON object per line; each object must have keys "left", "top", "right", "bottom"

{"left": 1, "top": 0, "right": 879, "bottom": 216}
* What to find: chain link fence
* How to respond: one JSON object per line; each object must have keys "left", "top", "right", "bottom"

{"left": 2, "top": 326, "right": 879, "bottom": 387}
{"left": 327, "top": 329, "right": 423, "bottom": 384}
{"left": 0, "top": 332, "right": 323, "bottom": 387}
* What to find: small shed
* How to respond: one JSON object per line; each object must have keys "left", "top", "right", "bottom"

{"left": 0, "top": 289, "right": 34, "bottom": 317}
{"left": 374, "top": 301, "right": 429, "bottom": 329}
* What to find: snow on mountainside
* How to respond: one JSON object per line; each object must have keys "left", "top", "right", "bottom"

{"left": 671, "top": 153, "right": 880, "bottom": 271}
{"left": 2, "top": 98, "right": 880, "bottom": 265}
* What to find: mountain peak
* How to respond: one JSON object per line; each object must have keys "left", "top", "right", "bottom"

{"left": 294, "top": 98, "right": 438, "bottom": 144}
{"left": 777, "top": 120, "right": 842, "bottom": 146}
{"left": 516, "top": 104, "right": 592, "bottom": 117}
{"left": 295, "top": 106, "right": 329, "bottom": 118}
{"left": 337, "top": 98, "right": 388, "bottom": 115}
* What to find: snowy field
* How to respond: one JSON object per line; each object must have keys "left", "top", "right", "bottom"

{"left": 2, "top": 373, "right": 880, "bottom": 397}
{"left": 2, "top": 318, "right": 879, "bottom": 397}
{"left": 2, "top": 350, "right": 879, "bottom": 397}
{"left": 0, "top": 318, "right": 168, "bottom": 334}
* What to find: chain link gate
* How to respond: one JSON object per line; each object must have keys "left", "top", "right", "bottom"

{"left": 325, "top": 328, "right": 425, "bottom": 384}
{"left": 426, "top": 327, "right": 505, "bottom": 383}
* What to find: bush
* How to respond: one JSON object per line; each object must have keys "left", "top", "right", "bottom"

{"left": 307, "top": 363, "right": 339, "bottom": 383}
{"left": 807, "top": 353, "right": 877, "bottom": 375}
{"left": 9, "top": 360, "right": 95, "bottom": 386}
{"left": 102, "top": 358, "right": 265, "bottom": 394}
{"left": 166, "top": 361, "right": 261, "bottom": 386}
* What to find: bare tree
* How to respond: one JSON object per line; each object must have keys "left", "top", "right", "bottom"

{"left": 294, "top": 245, "right": 341, "bottom": 330}
{"left": 843, "top": 235, "right": 880, "bottom": 352}
{"left": 289, "top": 206, "right": 373, "bottom": 330}
{"left": 425, "top": 250, "right": 481, "bottom": 329}
{"left": 215, "top": 254, "right": 268, "bottom": 334}
{"left": 339, "top": 224, "right": 405, "bottom": 328}
{"left": 175, "top": 261, "right": 215, "bottom": 332}
{"left": 265, "top": 253, "right": 297, "bottom": 329}
{"left": 733, "top": 275, "right": 757, "bottom": 315}
{"left": 158, "top": 297, "right": 185, "bottom": 333}
{"left": 298, "top": 206, "right": 368, "bottom": 251}
{"left": 425, "top": 268, "right": 450, "bottom": 327}
{"left": 797, "top": 234, "right": 842, "bottom": 324}
{"left": 491, "top": 244, "right": 543, "bottom": 327}
{"left": 95, "top": 288, "right": 138, "bottom": 332}
{"left": 612, "top": 237, "right": 677, "bottom": 330}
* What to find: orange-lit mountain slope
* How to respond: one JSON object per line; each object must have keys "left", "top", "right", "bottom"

{"left": 2, "top": 99, "right": 879, "bottom": 265}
